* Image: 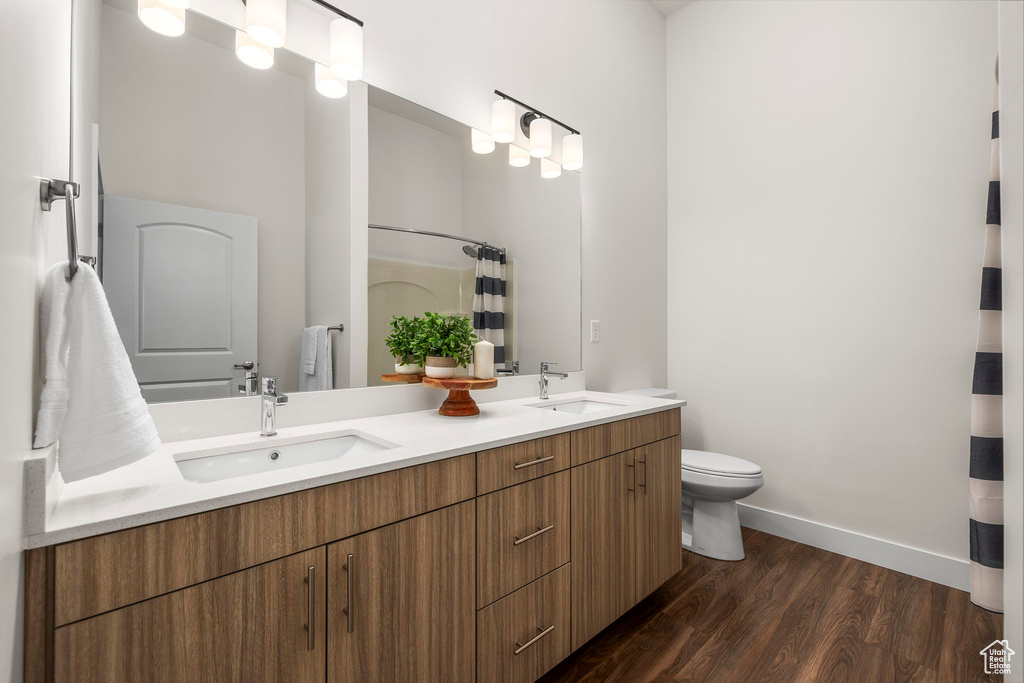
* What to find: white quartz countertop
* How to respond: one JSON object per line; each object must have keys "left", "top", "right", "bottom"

{"left": 26, "top": 390, "right": 685, "bottom": 547}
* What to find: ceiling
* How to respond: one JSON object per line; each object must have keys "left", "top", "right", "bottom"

{"left": 648, "top": 0, "right": 693, "bottom": 17}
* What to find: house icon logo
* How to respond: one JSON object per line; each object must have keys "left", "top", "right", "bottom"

{"left": 980, "top": 640, "right": 1014, "bottom": 675}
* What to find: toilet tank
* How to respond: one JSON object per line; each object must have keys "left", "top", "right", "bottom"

{"left": 616, "top": 387, "right": 677, "bottom": 400}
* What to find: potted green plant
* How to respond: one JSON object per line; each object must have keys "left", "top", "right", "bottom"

{"left": 384, "top": 315, "right": 423, "bottom": 374}
{"left": 413, "top": 312, "right": 478, "bottom": 379}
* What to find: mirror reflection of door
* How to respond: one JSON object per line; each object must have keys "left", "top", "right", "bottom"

{"left": 103, "top": 196, "right": 258, "bottom": 403}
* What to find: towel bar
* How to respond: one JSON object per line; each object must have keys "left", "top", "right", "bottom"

{"left": 39, "top": 178, "right": 93, "bottom": 280}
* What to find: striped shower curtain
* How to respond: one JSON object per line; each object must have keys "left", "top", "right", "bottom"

{"left": 969, "top": 72, "right": 1003, "bottom": 613}
{"left": 473, "top": 246, "right": 507, "bottom": 364}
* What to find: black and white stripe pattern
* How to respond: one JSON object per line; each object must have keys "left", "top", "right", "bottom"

{"left": 473, "top": 246, "right": 506, "bottom": 364}
{"left": 969, "top": 81, "right": 1003, "bottom": 613}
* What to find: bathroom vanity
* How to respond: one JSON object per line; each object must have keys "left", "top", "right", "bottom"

{"left": 24, "top": 395, "right": 683, "bottom": 683}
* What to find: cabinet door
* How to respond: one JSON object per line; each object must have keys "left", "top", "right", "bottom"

{"left": 327, "top": 501, "right": 476, "bottom": 683}
{"left": 54, "top": 547, "right": 326, "bottom": 683}
{"left": 636, "top": 436, "right": 683, "bottom": 600}
{"left": 570, "top": 450, "right": 637, "bottom": 651}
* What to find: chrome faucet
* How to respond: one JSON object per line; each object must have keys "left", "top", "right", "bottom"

{"left": 260, "top": 376, "right": 288, "bottom": 437}
{"left": 539, "top": 361, "right": 569, "bottom": 399}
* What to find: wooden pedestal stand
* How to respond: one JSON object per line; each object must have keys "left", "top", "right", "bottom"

{"left": 420, "top": 377, "right": 498, "bottom": 416}
{"left": 380, "top": 373, "right": 426, "bottom": 384}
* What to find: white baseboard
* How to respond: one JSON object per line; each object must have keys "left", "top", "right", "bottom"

{"left": 737, "top": 503, "right": 971, "bottom": 592}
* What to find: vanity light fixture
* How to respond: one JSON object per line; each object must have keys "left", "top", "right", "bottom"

{"left": 245, "top": 0, "right": 287, "bottom": 47}
{"left": 529, "top": 117, "right": 552, "bottom": 158}
{"left": 492, "top": 99, "right": 517, "bottom": 143}
{"left": 315, "top": 63, "right": 348, "bottom": 98}
{"left": 330, "top": 17, "right": 363, "bottom": 81}
{"left": 472, "top": 129, "right": 496, "bottom": 154}
{"left": 541, "top": 158, "right": 562, "bottom": 179}
{"left": 493, "top": 90, "right": 581, "bottom": 171}
{"left": 508, "top": 144, "right": 530, "bottom": 167}
{"left": 236, "top": 29, "right": 274, "bottom": 69}
{"left": 137, "top": 0, "right": 187, "bottom": 37}
{"left": 562, "top": 133, "right": 583, "bottom": 170}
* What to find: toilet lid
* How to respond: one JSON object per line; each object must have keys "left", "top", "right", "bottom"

{"left": 681, "top": 449, "right": 762, "bottom": 477}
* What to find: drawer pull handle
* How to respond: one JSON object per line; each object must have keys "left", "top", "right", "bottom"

{"left": 304, "top": 565, "right": 316, "bottom": 651}
{"left": 342, "top": 553, "right": 354, "bottom": 633}
{"left": 514, "top": 455, "right": 555, "bottom": 470}
{"left": 514, "top": 625, "right": 555, "bottom": 655}
{"left": 513, "top": 524, "right": 555, "bottom": 546}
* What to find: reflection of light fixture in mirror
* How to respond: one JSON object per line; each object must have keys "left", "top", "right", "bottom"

{"left": 330, "top": 18, "right": 363, "bottom": 81}
{"left": 236, "top": 30, "right": 274, "bottom": 69}
{"left": 245, "top": 0, "right": 286, "bottom": 48}
{"left": 315, "top": 63, "right": 348, "bottom": 98}
{"left": 562, "top": 133, "right": 583, "bottom": 170}
{"left": 529, "top": 118, "right": 552, "bottom": 158}
{"left": 509, "top": 145, "right": 530, "bottom": 167}
{"left": 492, "top": 99, "right": 516, "bottom": 143}
{"left": 472, "top": 129, "right": 495, "bottom": 154}
{"left": 137, "top": 0, "right": 186, "bottom": 37}
{"left": 541, "top": 158, "right": 561, "bottom": 179}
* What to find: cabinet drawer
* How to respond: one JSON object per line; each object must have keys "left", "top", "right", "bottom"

{"left": 571, "top": 408, "right": 681, "bottom": 466}
{"left": 477, "top": 471, "right": 570, "bottom": 608}
{"left": 476, "top": 433, "right": 570, "bottom": 495}
{"left": 477, "top": 564, "right": 571, "bottom": 683}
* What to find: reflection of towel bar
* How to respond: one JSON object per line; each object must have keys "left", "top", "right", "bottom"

{"left": 40, "top": 178, "right": 95, "bottom": 280}
{"left": 327, "top": 324, "right": 345, "bottom": 332}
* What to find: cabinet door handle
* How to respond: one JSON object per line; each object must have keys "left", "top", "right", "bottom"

{"left": 514, "top": 625, "right": 555, "bottom": 655}
{"left": 639, "top": 454, "right": 647, "bottom": 495}
{"left": 514, "top": 455, "right": 554, "bottom": 470}
{"left": 342, "top": 553, "right": 354, "bottom": 633}
{"left": 513, "top": 524, "right": 555, "bottom": 546}
{"left": 626, "top": 458, "right": 635, "bottom": 495}
{"left": 304, "top": 565, "right": 316, "bottom": 651}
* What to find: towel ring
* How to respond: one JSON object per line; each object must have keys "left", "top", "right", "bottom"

{"left": 40, "top": 178, "right": 93, "bottom": 280}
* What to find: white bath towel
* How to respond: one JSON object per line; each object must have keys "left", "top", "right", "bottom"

{"left": 34, "top": 262, "right": 161, "bottom": 482}
{"left": 298, "top": 326, "right": 333, "bottom": 392}
{"left": 301, "top": 326, "right": 318, "bottom": 375}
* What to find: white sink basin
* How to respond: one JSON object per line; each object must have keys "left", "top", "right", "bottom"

{"left": 529, "top": 399, "right": 624, "bottom": 415}
{"left": 176, "top": 433, "right": 393, "bottom": 483}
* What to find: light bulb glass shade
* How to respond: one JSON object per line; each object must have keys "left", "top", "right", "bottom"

{"left": 562, "top": 133, "right": 583, "bottom": 170}
{"left": 245, "top": 0, "right": 287, "bottom": 48}
{"left": 138, "top": 0, "right": 185, "bottom": 37}
{"left": 508, "top": 144, "right": 530, "bottom": 167}
{"left": 159, "top": 0, "right": 189, "bottom": 8}
{"left": 315, "top": 63, "right": 348, "bottom": 98}
{"left": 236, "top": 30, "right": 274, "bottom": 69}
{"left": 471, "top": 129, "right": 495, "bottom": 154}
{"left": 491, "top": 99, "right": 516, "bottom": 143}
{"left": 541, "top": 158, "right": 561, "bottom": 179}
{"left": 330, "top": 18, "right": 363, "bottom": 81}
{"left": 529, "top": 117, "right": 552, "bottom": 158}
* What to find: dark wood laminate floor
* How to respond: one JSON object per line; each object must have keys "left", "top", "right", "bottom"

{"left": 540, "top": 528, "right": 1003, "bottom": 683}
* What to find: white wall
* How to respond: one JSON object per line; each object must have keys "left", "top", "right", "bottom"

{"left": 998, "top": 0, "right": 1023, "bottom": 667}
{"left": 667, "top": 0, "right": 998, "bottom": 569}
{"left": 99, "top": 4, "right": 308, "bottom": 391}
{"left": 338, "top": 0, "right": 668, "bottom": 390}
{"left": 0, "top": 2, "right": 71, "bottom": 678}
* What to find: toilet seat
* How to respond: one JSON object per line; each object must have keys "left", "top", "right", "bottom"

{"left": 681, "top": 449, "right": 762, "bottom": 479}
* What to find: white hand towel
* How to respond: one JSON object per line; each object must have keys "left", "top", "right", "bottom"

{"left": 298, "top": 326, "right": 333, "bottom": 392}
{"left": 301, "top": 326, "right": 317, "bottom": 375}
{"left": 34, "top": 262, "right": 161, "bottom": 482}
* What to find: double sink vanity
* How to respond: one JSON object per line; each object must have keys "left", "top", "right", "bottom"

{"left": 25, "top": 386, "right": 685, "bottom": 683}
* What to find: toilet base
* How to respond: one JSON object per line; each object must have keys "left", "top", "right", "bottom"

{"left": 682, "top": 498, "right": 745, "bottom": 561}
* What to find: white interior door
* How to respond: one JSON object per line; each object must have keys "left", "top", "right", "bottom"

{"left": 103, "top": 196, "right": 257, "bottom": 403}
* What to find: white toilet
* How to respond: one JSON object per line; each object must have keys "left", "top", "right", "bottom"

{"left": 618, "top": 388, "right": 765, "bottom": 561}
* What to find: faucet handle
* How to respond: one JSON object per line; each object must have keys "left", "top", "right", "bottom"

{"left": 540, "top": 361, "right": 557, "bottom": 371}
{"left": 262, "top": 376, "right": 278, "bottom": 394}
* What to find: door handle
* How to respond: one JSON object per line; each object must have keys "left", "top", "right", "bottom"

{"left": 639, "top": 453, "right": 647, "bottom": 495}
{"left": 627, "top": 457, "right": 635, "bottom": 496}
{"left": 304, "top": 566, "right": 316, "bottom": 651}
{"left": 342, "top": 553, "right": 354, "bottom": 633}
{"left": 233, "top": 361, "right": 255, "bottom": 370}
{"left": 514, "top": 625, "right": 555, "bottom": 655}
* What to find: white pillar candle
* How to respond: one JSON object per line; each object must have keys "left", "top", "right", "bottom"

{"left": 473, "top": 340, "right": 495, "bottom": 380}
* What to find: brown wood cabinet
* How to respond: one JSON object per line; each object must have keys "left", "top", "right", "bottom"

{"left": 326, "top": 501, "right": 476, "bottom": 683}
{"left": 28, "top": 408, "right": 683, "bottom": 683}
{"left": 54, "top": 547, "right": 326, "bottom": 683}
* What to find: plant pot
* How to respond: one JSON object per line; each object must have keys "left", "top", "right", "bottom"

{"left": 424, "top": 356, "right": 457, "bottom": 379}
{"left": 394, "top": 356, "right": 423, "bottom": 374}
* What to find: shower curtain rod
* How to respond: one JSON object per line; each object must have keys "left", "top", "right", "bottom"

{"left": 368, "top": 224, "right": 505, "bottom": 252}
